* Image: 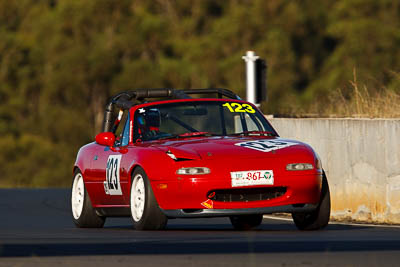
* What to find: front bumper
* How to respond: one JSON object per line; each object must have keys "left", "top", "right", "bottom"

{"left": 161, "top": 203, "right": 318, "bottom": 218}
{"left": 152, "top": 172, "right": 322, "bottom": 210}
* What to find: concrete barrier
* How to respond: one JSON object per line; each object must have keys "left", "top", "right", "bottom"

{"left": 269, "top": 118, "right": 400, "bottom": 224}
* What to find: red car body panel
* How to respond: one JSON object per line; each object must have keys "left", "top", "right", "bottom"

{"left": 74, "top": 98, "right": 323, "bottom": 217}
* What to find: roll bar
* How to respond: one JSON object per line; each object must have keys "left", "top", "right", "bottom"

{"left": 102, "top": 88, "right": 241, "bottom": 132}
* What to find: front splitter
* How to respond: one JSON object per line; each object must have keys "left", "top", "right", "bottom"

{"left": 161, "top": 204, "right": 318, "bottom": 218}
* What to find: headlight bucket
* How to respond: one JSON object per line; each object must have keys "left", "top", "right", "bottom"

{"left": 176, "top": 167, "right": 211, "bottom": 175}
{"left": 315, "top": 156, "right": 322, "bottom": 170}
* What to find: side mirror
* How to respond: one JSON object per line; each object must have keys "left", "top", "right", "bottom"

{"left": 95, "top": 132, "right": 115, "bottom": 147}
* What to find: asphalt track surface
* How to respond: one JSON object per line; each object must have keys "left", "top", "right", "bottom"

{"left": 1, "top": 189, "right": 400, "bottom": 266}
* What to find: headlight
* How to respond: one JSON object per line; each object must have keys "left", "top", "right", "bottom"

{"left": 286, "top": 163, "right": 313, "bottom": 171}
{"left": 176, "top": 167, "right": 211, "bottom": 175}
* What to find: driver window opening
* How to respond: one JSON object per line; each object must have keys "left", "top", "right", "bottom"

{"left": 112, "top": 110, "right": 130, "bottom": 147}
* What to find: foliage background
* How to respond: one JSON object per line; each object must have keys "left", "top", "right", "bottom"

{"left": 0, "top": 0, "right": 399, "bottom": 187}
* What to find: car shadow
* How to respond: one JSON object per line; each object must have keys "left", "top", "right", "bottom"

{"left": 101, "top": 217, "right": 371, "bottom": 232}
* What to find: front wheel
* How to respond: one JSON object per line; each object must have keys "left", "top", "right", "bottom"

{"left": 130, "top": 167, "right": 168, "bottom": 230}
{"left": 71, "top": 169, "right": 105, "bottom": 228}
{"left": 292, "top": 171, "right": 331, "bottom": 230}
{"left": 229, "top": 214, "right": 263, "bottom": 230}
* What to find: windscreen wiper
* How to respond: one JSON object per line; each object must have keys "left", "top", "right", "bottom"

{"left": 157, "top": 132, "right": 219, "bottom": 140}
{"left": 178, "top": 131, "right": 211, "bottom": 137}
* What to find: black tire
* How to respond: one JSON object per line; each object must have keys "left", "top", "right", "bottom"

{"left": 229, "top": 214, "right": 263, "bottom": 230}
{"left": 71, "top": 169, "right": 105, "bottom": 228}
{"left": 130, "top": 167, "right": 168, "bottom": 230}
{"left": 292, "top": 171, "right": 331, "bottom": 230}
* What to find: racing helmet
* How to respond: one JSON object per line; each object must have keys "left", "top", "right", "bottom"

{"left": 137, "top": 109, "right": 161, "bottom": 134}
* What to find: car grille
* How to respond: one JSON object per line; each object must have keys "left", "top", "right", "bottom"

{"left": 207, "top": 187, "right": 286, "bottom": 202}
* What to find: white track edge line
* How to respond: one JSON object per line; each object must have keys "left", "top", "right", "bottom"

{"left": 262, "top": 215, "right": 400, "bottom": 228}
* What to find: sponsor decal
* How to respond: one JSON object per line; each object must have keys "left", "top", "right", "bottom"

{"left": 103, "top": 155, "right": 123, "bottom": 195}
{"left": 235, "top": 139, "right": 297, "bottom": 152}
{"left": 201, "top": 199, "right": 214, "bottom": 209}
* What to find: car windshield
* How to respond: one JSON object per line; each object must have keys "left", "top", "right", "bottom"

{"left": 133, "top": 101, "right": 277, "bottom": 141}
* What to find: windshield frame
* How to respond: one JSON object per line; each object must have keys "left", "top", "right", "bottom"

{"left": 129, "top": 99, "right": 279, "bottom": 143}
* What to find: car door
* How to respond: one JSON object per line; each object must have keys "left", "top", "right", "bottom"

{"left": 90, "top": 110, "right": 131, "bottom": 205}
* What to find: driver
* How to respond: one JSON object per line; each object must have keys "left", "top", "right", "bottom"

{"left": 137, "top": 109, "right": 161, "bottom": 140}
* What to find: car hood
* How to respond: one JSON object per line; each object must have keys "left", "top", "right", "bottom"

{"left": 147, "top": 136, "right": 313, "bottom": 160}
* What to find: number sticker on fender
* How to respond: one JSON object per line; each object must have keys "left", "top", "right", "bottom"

{"left": 223, "top": 102, "right": 255, "bottom": 113}
{"left": 235, "top": 139, "right": 297, "bottom": 152}
{"left": 104, "top": 155, "right": 122, "bottom": 195}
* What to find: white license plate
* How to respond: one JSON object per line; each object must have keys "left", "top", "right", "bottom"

{"left": 230, "top": 170, "right": 274, "bottom": 187}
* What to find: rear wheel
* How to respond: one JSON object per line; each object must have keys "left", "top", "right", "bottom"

{"left": 229, "top": 214, "right": 263, "bottom": 230}
{"left": 71, "top": 170, "right": 105, "bottom": 228}
{"left": 292, "top": 171, "right": 331, "bottom": 230}
{"left": 130, "top": 167, "right": 168, "bottom": 230}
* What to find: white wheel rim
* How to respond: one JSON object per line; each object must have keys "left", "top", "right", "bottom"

{"left": 131, "top": 174, "right": 145, "bottom": 222}
{"left": 71, "top": 173, "right": 85, "bottom": 220}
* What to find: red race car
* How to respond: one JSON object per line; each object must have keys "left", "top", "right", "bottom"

{"left": 71, "top": 88, "right": 330, "bottom": 230}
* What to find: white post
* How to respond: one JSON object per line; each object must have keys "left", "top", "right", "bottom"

{"left": 242, "top": 51, "right": 259, "bottom": 106}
